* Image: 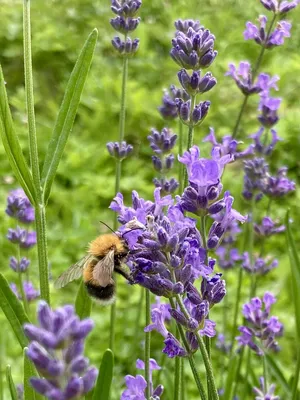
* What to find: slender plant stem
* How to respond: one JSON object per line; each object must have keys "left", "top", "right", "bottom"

{"left": 292, "top": 346, "right": 300, "bottom": 400}
{"left": 145, "top": 289, "right": 151, "bottom": 400}
{"left": 178, "top": 120, "right": 184, "bottom": 194}
{"left": 110, "top": 56, "right": 129, "bottom": 350}
{"left": 263, "top": 353, "right": 268, "bottom": 390}
{"left": 232, "top": 95, "right": 249, "bottom": 139}
{"left": 175, "top": 295, "right": 219, "bottom": 400}
{"left": 23, "top": 0, "right": 40, "bottom": 189}
{"left": 0, "top": 328, "right": 4, "bottom": 400}
{"left": 169, "top": 298, "right": 207, "bottom": 400}
{"left": 17, "top": 245, "right": 29, "bottom": 315}
{"left": 231, "top": 13, "right": 277, "bottom": 139}
{"left": 184, "top": 95, "right": 196, "bottom": 188}
{"left": 35, "top": 204, "right": 50, "bottom": 303}
{"left": 199, "top": 216, "right": 212, "bottom": 398}
{"left": 23, "top": 0, "right": 50, "bottom": 304}
{"left": 230, "top": 261, "right": 244, "bottom": 350}
{"left": 174, "top": 347, "right": 182, "bottom": 400}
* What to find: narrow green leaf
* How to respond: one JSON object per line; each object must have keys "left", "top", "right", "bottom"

{"left": 0, "top": 65, "right": 35, "bottom": 205}
{"left": 223, "top": 354, "right": 239, "bottom": 400}
{"left": 92, "top": 349, "right": 114, "bottom": 400}
{"left": 265, "top": 354, "right": 291, "bottom": 396}
{"left": 285, "top": 210, "right": 300, "bottom": 398}
{"left": 6, "top": 366, "right": 18, "bottom": 400}
{"left": 75, "top": 280, "right": 92, "bottom": 319}
{"left": 0, "top": 273, "right": 30, "bottom": 349}
{"left": 286, "top": 210, "right": 300, "bottom": 338}
{"left": 41, "top": 29, "right": 98, "bottom": 201}
{"left": 24, "top": 348, "right": 36, "bottom": 400}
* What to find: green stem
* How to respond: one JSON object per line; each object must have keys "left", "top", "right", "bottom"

{"left": 199, "top": 216, "right": 211, "bottom": 398}
{"left": 175, "top": 295, "right": 219, "bottom": 400}
{"left": 0, "top": 328, "right": 4, "bottom": 400}
{"left": 17, "top": 246, "right": 29, "bottom": 315}
{"left": 23, "top": 0, "right": 50, "bottom": 304}
{"left": 145, "top": 289, "right": 151, "bottom": 400}
{"left": 231, "top": 12, "right": 278, "bottom": 140}
{"left": 184, "top": 95, "right": 196, "bottom": 188}
{"left": 292, "top": 346, "right": 300, "bottom": 400}
{"left": 169, "top": 298, "right": 207, "bottom": 400}
{"left": 263, "top": 353, "right": 268, "bottom": 391}
{"left": 230, "top": 262, "right": 245, "bottom": 349}
{"left": 23, "top": 0, "right": 40, "bottom": 190}
{"left": 35, "top": 204, "right": 50, "bottom": 303}
{"left": 232, "top": 95, "right": 249, "bottom": 139}
{"left": 174, "top": 348, "right": 182, "bottom": 400}
{"left": 178, "top": 120, "right": 184, "bottom": 194}
{"left": 110, "top": 55, "right": 129, "bottom": 350}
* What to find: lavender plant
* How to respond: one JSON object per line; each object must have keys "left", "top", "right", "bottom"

{"left": 0, "top": 0, "right": 299, "bottom": 399}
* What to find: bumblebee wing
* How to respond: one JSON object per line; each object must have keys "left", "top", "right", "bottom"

{"left": 92, "top": 249, "right": 115, "bottom": 287}
{"left": 54, "top": 255, "right": 91, "bottom": 289}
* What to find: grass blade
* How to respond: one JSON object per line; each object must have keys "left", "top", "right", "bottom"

{"left": 285, "top": 210, "right": 300, "bottom": 398}
{"left": 6, "top": 366, "right": 18, "bottom": 400}
{"left": 265, "top": 354, "right": 291, "bottom": 397}
{"left": 0, "top": 273, "right": 30, "bottom": 349}
{"left": 41, "top": 29, "right": 98, "bottom": 202}
{"left": 75, "top": 280, "right": 92, "bottom": 319}
{"left": 92, "top": 349, "right": 114, "bottom": 400}
{"left": 223, "top": 354, "right": 239, "bottom": 400}
{"left": 0, "top": 65, "right": 35, "bottom": 204}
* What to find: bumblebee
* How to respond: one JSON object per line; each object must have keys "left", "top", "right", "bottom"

{"left": 54, "top": 234, "right": 132, "bottom": 304}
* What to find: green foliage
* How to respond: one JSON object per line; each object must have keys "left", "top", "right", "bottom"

{"left": 0, "top": 273, "right": 29, "bottom": 350}
{"left": 92, "top": 349, "right": 114, "bottom": 400}
{"left": 0, "top": 0, "right": 299, "bottom": 399}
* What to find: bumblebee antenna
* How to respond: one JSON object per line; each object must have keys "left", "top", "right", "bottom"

{"left": 121, "top": 227, "right": 144, "bottom": 238}
{"left": 99, "top": 221, "right": 117, "bottom": 235}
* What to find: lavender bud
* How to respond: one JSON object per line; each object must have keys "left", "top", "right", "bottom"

{"left": 186, "top": 282, "right": 202, "bottom": 305}
{"left": 170, "top": 309, "right": 189, "bottom": 327}
{"left": 112, "top": 36, "right": 140, "bottom": 55}
{"left": 165, "top": 154, "right": 175, "bottom": 170}
{"left": 107, "top": 141, "right": 133, "bottom": 160}
{"left": 152, "top": 156, "right": 163, "bottom": 172}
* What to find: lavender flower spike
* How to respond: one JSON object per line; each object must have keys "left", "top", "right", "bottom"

{"left": 6, "top": 188, "right": 35, "bottom": 223}
{"left": 107, "top": 141, "right": 133, "bottom": 160}
{"left": 24, "top": 301, "right": 98, "bottom": 399}
{"left": 253, "top": 377, "right": 279, "bottom": 400}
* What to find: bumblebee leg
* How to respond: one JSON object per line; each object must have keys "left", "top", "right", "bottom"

{"left": 114, "top": 265, "right": 134, "bottom": 283}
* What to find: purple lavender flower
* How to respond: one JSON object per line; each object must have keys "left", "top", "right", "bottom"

{"left": 216, "top": 247, "right": 242, "bottom": 269}
{"left": 253, "top": 377, "right": 279, "bottom": 400}
{"left": 242, "top": 158, "right": 269, "bottom": 201}
{"left": 111, "top": 0, "right": 142, "bottom": 17}
{"left": 112, "top": 36, "right": 140, "bottom": 55}
{"left": 158, "top": 85, "right": 190, "bottom": 120}
{"left": 257, "top": 97, "right": 281, "bottom": 128}
{"left": 177, "top": 69, "right": 217, "bottom": 96}
{"left": 9, "top": 256, "right": 30, "bottom": 273}
{"left": 10, "top": 281, "right": 40, "bottom": 302}
{"left": 263, "top": 166, "right": 295, "bottom": 198}
{"left": 249, "top": 128, "right": 281, "bottom": 155}
{"left": 178, "top": 145, "right": 231, "bottom": 213}
{"left": 107, "top": 141, "right": 133, "bottom": 160}
{"left": 216, "top": 333, "right": 232, "bottom": 353}
{"left": 242, "top": 253, "right": 278, "bottom": 275}
{"left": 7, "top": 227, "right": 37, "bottom": 249}
{"left": 236, "top": 293, "right": 283, "bottom": 355}
{"left": 203, "top": 127, "right": 254, "bottom": 159}
{"left": 171, "top": 26, "right": 218, "bottom": 70}
{"left": 121, "top": 358, "right": 163, "bottom": 399}
{"left": 225, "top": 62, "right": 277, "bottom": 96}
{"left": 254, "top": 217, "right": 285, "bottom": 237}
{"left": 163, "top": 333, "right": 187, "bottom": 357}
{"left": 174, "top": 19, "right": 202, "bottom": 34}
{"left": 176, "top": 98, "right": 211, "bottom": 126}
{"left": 148, "top": 128, "right": 177, "bottom": 154}
{"left": 121, "top": 375, "right": 147, "bottom": 400}
{"left": 6, "top": 188, "right": 35, "bottom": 224}
{"left": 244, "top": 16, "right": 292, "bottom": 48}
{"left": 24, "top": 301, "right": 98, "bottom": 399}
{"left": 153, "top": 177, "right": 179, "bottom": 194}
{"left": 260, "top": 0, "right": 300, "bottom": 13}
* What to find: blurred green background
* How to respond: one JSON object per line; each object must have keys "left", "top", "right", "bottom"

{"left": 0, "top": 0, "right": 300, "bottom": 398}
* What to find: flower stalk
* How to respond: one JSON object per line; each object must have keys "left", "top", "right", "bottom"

{"left": 23, "top": 0, "right": 50, "bottom": 304}
{"left": 145, "top": 289, "right": 151, "bottom": 400}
